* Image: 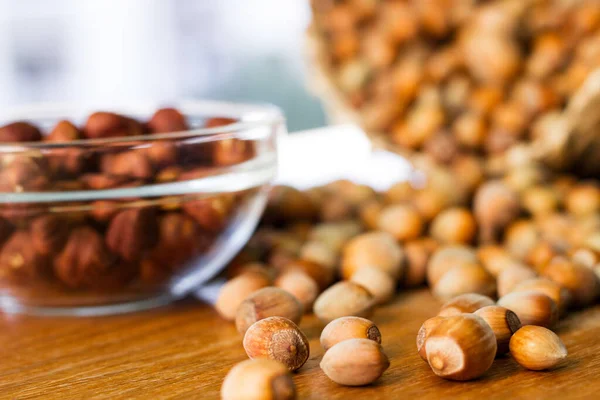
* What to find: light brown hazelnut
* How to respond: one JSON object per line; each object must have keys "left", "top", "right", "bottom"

{"left": 565, "top": 183, "right": 600, "bottom": 216}
{"left": 522, "top": 185, "right": 559, "bottom": 217}
{"left": 438, "top": 293, "right": 495, "bottom": 317}
{"left": 308, "top": 221, "right": 362, "bottom": 253}
{"left": 402, "top": 238, "right": 437, "bottom": 287}
{"left": 453, "top": 112, "right": 487, "bottom": 150}
{"left": 147, "top": 108, "right": 188, "bottom": 133}
{"left": 425, "top": 314, "right": 497, "bottom": 381}
{"left": 477, "top": 245, "right": 524, "bottom": 278}
{"left": 497, "top": 264, "right": 537, "bottom": 298}
{"left": 299, "top": 241, "right": 337, "bottom": 270}
{"left": 540, "top": 259, "right": 599, "bottom": 307}
{"left": 0, "top": 122, "right": 42, "bottom": 142}
{"left": 283, "top": 258, "right": 335, "bottom": 291}
{"left": 236, "top": 287, "right": 303, "bottom": 334}
{"left": 411, "top": 187, "right": 448, "bottom": 222}
{"left": 511, "top": 278, "right": 571, "bottom": 315}
{"left": 313, "top": 281, "right": 375, "bottom": 323}
{"left": 474, "top": 181, "right": 520, "bottom": 243}
{"left": 427, "top": 245, "right": 478, "bottom": 287}
{"left": 214, "top": 271, "right": 271, "bottom": 321}
{"left": 376, "top": 204, "right": 424, "bottom": 242}
{"left": 384, "top": 181, "right": 414, "bottom": 205}
{"left": 475, "top": 306, "right": 521, "bottom": 354}
{"left": 320, "top": 339, "right": 389, "bottom": 386}
{"left": 509, "top": 325, "right": 567, "bottom": 371}
{"left": 430, "top": 207, "right": 477, "bottom": 245}
{"left": 350, "top": 266, "right": 396, "bottom": 304}
{"left": 320, "top": 316, "right": 381, "bottom": 351}
{"left": 359, "top": 200, "right": 383, "bottom": 230}
{"left": 525, "top": 241, "right": 560, "bottom": 271}
{"left": 497, "top": 291, "right": 558, "bottom": 328}
{"left": 504, "top": 220, "right": 540, "bottom": 260}
{"left": 221, "top": 359, "right": 296, "bottom": 400}
{"left": 320, "top": 194, "right": 354, "bottom": 222}
{"left": 433, "top": 263, "right": 496, "bottom": 300}
{"left": 341, "top": 231, "right": 404, "bottom": 280}
{"left": 0, "top": 231, "right": 50, "bottom": 281}
{"left": 182, "top": 195, "right": 234, "bottom": 233}
{"left": 243, "top": 316, "right": 309, "bottom": 372}
{"left": 275, "top": 270, "right": 319, "bottom": 311}
{"left": 265, "top": 186, "right": 317, "bottom": 224}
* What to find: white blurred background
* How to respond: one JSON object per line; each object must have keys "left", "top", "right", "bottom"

{"left": 0, "top": 0, "right": 326, "bottom": 131}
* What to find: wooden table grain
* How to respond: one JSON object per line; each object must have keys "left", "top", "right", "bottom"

{"left": 0, "top": 288, "right": 599, "bottom": 399}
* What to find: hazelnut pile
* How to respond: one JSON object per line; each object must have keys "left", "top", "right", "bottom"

{"left": 310, "top": 0, "right": 600, "bottom": 173}
{"left": 218, "top": 153, "right": 600, "bottom": 390}
{"left": 0, "top": 108, "right": 254, "bottom": 302}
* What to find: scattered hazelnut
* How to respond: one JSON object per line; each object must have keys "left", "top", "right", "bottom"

{"left": 438, "top": 293, "right": 495, "bottom": 317}
{"left": 377, "top": 204, "right": 423, "bottom": 242}
{"left": 101, "top": 151, "right": 154, "bottom": 180}
{"left": 341, "top": 231, "right": 404, "bottom": 280}
{"left": 221, "top": 359, "right": 296, "bottom": 400}
{"left": 299, "top": 241, "right": 337, "bottom": 270}
{"left": 275, "top": 270, "right": 319, "bottom": 311}
{"left": 320, "top": 338, "right": 389, "bottom": 386}
{"left": 105, "top": 208, "right": 159, "bottom": 262}
{"left": 540, "top": 259, "right": 600, "bottom": 307}
{"left": 0, "top": 122, "right": 42, "bottom": 142}
{"left": 236, "top": 287, "right": 303, "bottom": 334}
{"left": 214, "top": 271, "right": 271, "bottom": 321}
{"left": 511, "top": 278, "right": 571, "bottom": 315}
{"left": 430, "top": 207, "right": 477, "bottom": 245}
{"left": 183, "top": 195, "right": 234, "bottom": 233}
{"left": 433, "top": 263, "right": 496, "bottom": 300}
{"left": 504, "top": 220, "right": 540, "bottom": 260}
{"left": 147, "top": 108, "right": 188, "bottom": 133}
{"left": 308, "top": 221, "right": 362, "bottom": 253}
{"left": 265, "top": 186, "right": 317, "bottom": 224}
{"left": 84, "top": 112, "right": 142, "bottom": 139}
{"left": 427, "top": 245, "right": 478, "bottom": 287}
{"left": 497, "top": 264, "right": 538, "bottom": 298}
{"left": 350, "top": 266, "right": 396, "bottom": 304}
{"left": 509, "top": 325, "right": 567, "bottom": 371}
{"left": 474, "top": 181, "right": 520, "bottom": 243}
{"left": 477, "top": 245, "right": 524, "bottom": 278}
{"left": 283, "top": 258, "right": 335, "bottom": 291}
{"left": 425, "top": 314, "right": 497, "bottom": 381}
{"left": 243, "top": 316, "right": 309, "bottom": 372}
{"left": 402, "top": 238, "right": 437, "bottom": 287}
{"left": 564, "top": 183, "right": 600, "bottom": 216}
{"left": 320, "top": 316, "right": 382, "bottom": 351}
{"left": 498, "top": 291, "right": 558, "bottom": 328}
{"left": 313, "top": 281, "right": 375, "bottom": 323}
{"left": 417, "top": 316, "right": 445, "bottom": 361}
{"left": 475, "top": 306, "right": 521, "bottom": 354}
{"left": 358, "top": 200, "right": 383, "bottom": 230}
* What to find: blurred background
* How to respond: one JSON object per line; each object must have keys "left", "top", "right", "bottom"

{"left": 0, "top": 0, "right": 327, "bottom": 131}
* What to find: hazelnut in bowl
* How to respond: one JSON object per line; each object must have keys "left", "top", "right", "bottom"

{"left": 0, "top": 101, "right": 282, "bottom": 315}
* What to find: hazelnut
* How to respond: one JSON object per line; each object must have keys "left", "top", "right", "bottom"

{"left": 320, "top": 316, "right": 381, "bottom": 351}
{"left": 341, "top": 231, "right": 404, "bottom": 280}
{"left": 0, "top": 122, "right": 42, "bottom": 142}
{"left": 474, "top": 181, "right": 520, "bottom": 243}
{"left": 416, "top": 316, "right": 445, "bottom": 361}
{"left": 274, "top": 270, "right": 319, "bottom": 311}
{"left": 299, "top": 241, "right": 337, "bottom": 270}
{"left": 377, "top": 204, "right": 424, "bottom": 242}
{"left": 0, "top": 217, "right": 13, "bottom": 246}
{"left": 411, "top": 188, "right": 448, "bottom": 222}
{"left": 183, "top": 195, "right": 234, "bottom": 233}
{"left": 54, "top": 227, "right": 131, "bottom": 289}
{"left": 478, "top": 245, "right": 525, "bottom": 278}
{"left": 227, "top": 261, "right": 272, "bottom": 280}
{"left": 468, "top": 85, "right": 503, "bottom": 116}
{"left": 84, "top": 112, "right": 142, "bottom": 139}
{"left": 453, "top": 112, "right": 486, "bottom": 150}
{"left": 438, "top": 293, "right": 495, "bottom": 317}
{"left": 433, "top": 263, "right": 496, "bottom": 300}
{"left": 425, "top": 314, "right": 497, "bottom": 381}
{"left": 423, "top": 131, "right": 458, "bottom": 164}
{"left": 213, "top": 139, "right": 254, "bottom": 166}
{"left": 214, "top": 271, "right": 271, "bottom": 321}
{"left": 313, "top": 281, "right": 375, "bottom": 323}
{"left": 308, "top": 221, "right": 362, "bottom": 252}
{"left": 525, "top": 240, "right": 559, "bottom": 270}
{"left": 236, "top": 287, "right": 303, "bottom": 334}
{"left": 283, "top": 258, "right": 335, "bottom": 291}
{"left": 497, "top": 264, "right": 537, "bottom": 298}
{"left": 474, "top": 306, "right": 521, "bottom": 354}
{"left": 264, "top": 186, "right": 317, "bottom": 224}
{"left": 30, "top": 215, "right": 69, "bottom": 256}
{"left": 427, "top": 245, "right": 478, "bottom": 287}
{"left": 101, "top": 151, "right": 154, "bottom": 180}
{"left": 147, "top": 108, "right": 188, "bottom": 133}
{"left": 81, "top": 174, "right": 128, "bottom": 190}
{"left": 324, "top": 180, "right": 376, "bottom": 206}
{"left": 522, "top": 186, "right": 559, "bottom": 217}
{"left": 0, "top": 157, "right": 49, "bottom": 192}
{"left": 0, "top": 231, "right": 50, "bottom": 281}
{"left": 358, "top": 200, "right": 383, "bottom": 230}
{"left": 89, "top": 200, "right": 120, "bottom": 223}
{"left": 540, "top": 259, "right": 599, "bottom": 308}
{"left": 145, "top": 142, "right": 178, "bottom": 169}
{"left": 350, "top": 266, "right": 396, "bottom": 304}
{"left": 565, "top": 182, "right": 600, "bottom": 216}
{"left": 320, "top": 195, "right": 354, "bottom": 222}
{"left": 497, "top": 291, "right": 558, "bottom": 328}
{"left": 402, "top": 238, "right": 437, "bottom": 287}
{"left": 221, "top": 359, "right": 296, "bottom": 400}
{"left": 320, "top": 339, "right": 389, "bottom": 386}
{"left": 511, "top": 278, "right": 571, "bottom": 315}
{"left": 46, "top": 120, "right": 85, "bottom": 177}
{"left": 105, "top": 208, "right": 159, "bottom": 262}
{"left": 430, "top": 207, "right": 476, "bottom": 245}
{"left": 504, "top": 220, "right": 540, "bottom": 260}
{"left": 204, "top": 117, "right": 237, "bottom": 128}
{"left": 243, "top": 316, "right": 309, "bottom": 372}
{"left": 384, "top": 181, "right": 414, "bottom": 205}
{"left": 509, "top": 326, "right": 567, "bottom": 371}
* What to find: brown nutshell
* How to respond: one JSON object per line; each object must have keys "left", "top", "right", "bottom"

{"left": 105, "top": 208, "right": 159, "bottom": 262}
{"left": 236, "top": 287, "right": 303, "bottom": 334}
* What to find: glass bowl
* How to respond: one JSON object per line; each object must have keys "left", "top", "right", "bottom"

{"left": 0, "top": 101, "right": 282, "bottom": 315}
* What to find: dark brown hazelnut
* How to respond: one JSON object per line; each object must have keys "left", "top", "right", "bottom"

{"left": 84, "top": 112, "right": 143, "bottom": 139}
{"left": 213, "top": 139, "right": 254, "bottom": 166}
{"left": 0, "top": 122, "right": 42, "bottom": 142}
{"left": 147, "top": 108, "right": 189, "bottom": 133}
{"left": 0, "top": 157, "right": 49, "bottom": 192}
{"left": 0, "top": 217, "right": 13, "bottom": 246}
{"left": 101, "top": 151, "right": 154, "bottom": 180}
{"left": 0, "top": 231, "right": 50, "bottom": 281}
{"left": 182, "top": 195, "right": 234, "bottom": 233}
{"left": 45, "top": 120, "right": 87, "bottom": 177}
{"left": 145, "top": 142, "right": 178, "bottom": 169}
{"left": 205, "top": 117, "right": 237, "bottom": 128}
{"left": 105, "top": 208, "right": 159, "bottom": 262}
{"left": 54, "top": 226, "right": 132, "bottom": 289}
{"left": 81, "top": 174, "right": 128, "bottom": 190}
{"left": 30, "top": 215, "right": 70, "bottom": 256}
{"left": 89, "top": 201, "right": 120, "bottom": 223}
{"left": 265, "top": 186, "right": 317, "bottom": 224}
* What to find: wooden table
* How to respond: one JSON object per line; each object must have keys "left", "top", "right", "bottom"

{"left": 1, "top": 288, "right": 599, "bottom": 399}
